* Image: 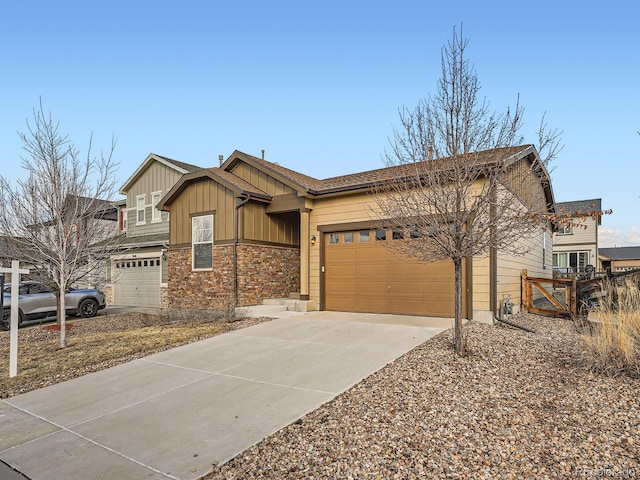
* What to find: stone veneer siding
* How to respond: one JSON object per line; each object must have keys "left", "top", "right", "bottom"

{"left": 168, "top": 243, "right": 300, "bottom": 309}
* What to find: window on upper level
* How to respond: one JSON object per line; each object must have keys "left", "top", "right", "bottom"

{"left": 119, "top": 209, "right": 128, "bottom": 231}
{"left": 557, "top": 222, "right": 572, "bottom": 235}
{"left": 136, "top": 195, "right": 146, "bottom": 224}
{"left": 151, "top": 191, "right": 162, "bottom": 223}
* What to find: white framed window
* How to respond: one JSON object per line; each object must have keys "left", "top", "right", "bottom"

{"left": 192, "top": 214, "right": 214, "bottom": 270}
{"left": 151, "top": 191, "right": 162, "bottom": 223}
{"left": 136, "top": 195, "right": 146, "bottom": 224}
{"left": 557, "top": 222, "right": 572, "bottom": 235}
{"left": 553, "top": 251, "right": 589, "bottom": 273}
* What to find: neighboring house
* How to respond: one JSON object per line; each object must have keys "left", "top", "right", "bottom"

{"left": 552, "top": 198, "right": 601, "bottom": 274}
{"left": 3, "top": 195, "right": 120, "bottom": 290}
{"left": 108, "top": 154, "right": 202, "bottom": 307}
{"left": 158, "top": 144, "right": 554, "bottom": 321}
{"left": 599, "top": 246, "right": 640, "bottom": 273}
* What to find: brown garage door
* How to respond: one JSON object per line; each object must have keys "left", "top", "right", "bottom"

{"left": 323, "top": 229, "right": 466, "bottom": 317}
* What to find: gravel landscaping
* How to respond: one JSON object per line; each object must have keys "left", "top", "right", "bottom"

{"left": 205, "top": 314, "right": 639, "bottom": 479}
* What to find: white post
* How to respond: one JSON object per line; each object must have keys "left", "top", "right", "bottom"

{"left": 0, "top": 260, "right": 30, "bottom": 378}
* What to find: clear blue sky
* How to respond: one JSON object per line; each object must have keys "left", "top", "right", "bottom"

{"left": 1, "top": 0, "right": 638, "bottom": 247}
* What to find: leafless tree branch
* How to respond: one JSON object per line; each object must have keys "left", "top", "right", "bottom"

{"left": 0, "top": 99, "right": 123, "bottom": 347}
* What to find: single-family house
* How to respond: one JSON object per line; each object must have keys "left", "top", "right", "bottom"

{"left": 158, "top": 145, "right": 555, "bottom": 321}
{"left": 599, "top": 246, "right": 640, "bottom": 273}
{"left": 552, "top": 198, "right": 601, "bottom": 274}
{"left": 107, "top": 154, "right": 202, "bottom": 307}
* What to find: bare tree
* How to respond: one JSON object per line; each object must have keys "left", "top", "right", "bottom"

{"left": 374, "top": 26, "right": 560, "bottom": 355}
{"left": 0, "top": 101, "right": 122, "bottom": 348}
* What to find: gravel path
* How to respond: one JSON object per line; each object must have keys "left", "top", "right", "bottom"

{"left": 205, "top": 315, "right": 639, "bottom": 479}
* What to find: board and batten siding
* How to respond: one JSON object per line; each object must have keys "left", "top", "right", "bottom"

{"left": 127, "top": 161, "right": 185, "bottom": 205}
{"left": 125, "top": 161, "right": 185, "bottom": 237}
{"left": 167, "top": 178, "right": 236, "bottom": 245}
{"left": 230, "top": 163, "right": 297, "bottom": 196}
{"left": 242, "top": 203, "right": 300, "bottom": 245}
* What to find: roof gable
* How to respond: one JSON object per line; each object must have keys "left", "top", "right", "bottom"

{"left": 222, "top": 150, "right": 323, "bottom": 194}
{"left": 157, "top": 168, "right": 271, "bottom": 211}
{"left": 120, "top": 153, "right": 202, "bottom": 194}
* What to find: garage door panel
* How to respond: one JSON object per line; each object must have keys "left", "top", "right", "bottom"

{"left": 326, "top": 280, "right": 357, "bottom": 294}
{"left": 389, "top": 262, "right": 425, "bottom": 276}
{"left": 390, "top": 281, "right": 424, "bottom": 295}
{"left": 356, "top": 264, "right": 386, "bottom": 277}
{"left": 355, "top": 295, "right": 388, "bottom": 313}
{"left": 356, "top": 247, "right": 387, "bottom": 260}
{"left": 357, "top": 281, "right": 389, "bottom": 294}
{"left": 327, "top": 265, "right": 356, "bottom": 277}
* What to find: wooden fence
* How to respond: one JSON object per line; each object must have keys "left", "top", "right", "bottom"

{"left": 521, "top": 269, "right": 606, "bottom": 318}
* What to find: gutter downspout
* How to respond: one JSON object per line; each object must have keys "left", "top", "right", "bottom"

{"left": 489, "top": 190, "right": 497, "bottom": 320}
{"left": 234, "top": 194, "right": 251, "bottom": 307}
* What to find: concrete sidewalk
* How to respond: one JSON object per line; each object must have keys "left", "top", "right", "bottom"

{"left": 0, "top": 311, "right": 447, "bottom": 480}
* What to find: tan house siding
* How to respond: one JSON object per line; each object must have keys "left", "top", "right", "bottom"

{"left": 496, "top": 228, "right": 552, "bottom": 313}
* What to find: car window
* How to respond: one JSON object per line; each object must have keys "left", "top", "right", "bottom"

{"left": 30, "top": 284, "right": 51, "bottom": 294}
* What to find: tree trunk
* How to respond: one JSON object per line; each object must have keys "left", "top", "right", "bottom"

{"left": 59, "top": 273, "right": 67, "bottom": 348}
{"left": 453, "top": 257, "right": 465, "bottom": 356}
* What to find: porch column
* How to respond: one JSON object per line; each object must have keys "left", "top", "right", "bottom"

{"left": 300, "top": 209, "right": 310, "bottom": 300}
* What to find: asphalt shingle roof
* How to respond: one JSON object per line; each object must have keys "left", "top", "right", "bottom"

{"left": 599, "top": 246, "right": 640, "bottom": 260}
{"left": 556, "top": 199, "right": 602, "bottom": 215}
{"left": 234, "top": 145, "right": 534, "bottom": 195}
{"left": 153, "top": 154, "right": 202, "bottom": 173}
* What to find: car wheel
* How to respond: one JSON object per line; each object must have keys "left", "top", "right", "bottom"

{"left": 78, "top": 298, "right": 99, "bottom": 318}
{"left": 1, "top": 309, "right": 24, "bottom": 330}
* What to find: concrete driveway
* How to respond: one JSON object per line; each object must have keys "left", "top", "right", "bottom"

{"left": 0, "top": 311, "right": 449, "bottom": 480}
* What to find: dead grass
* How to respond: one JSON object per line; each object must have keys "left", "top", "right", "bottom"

{"left": 0, "top": 312, "right": 268, "bottom": 398}
{"left": 581, "top": 280, "right": 640, "bottom": 377}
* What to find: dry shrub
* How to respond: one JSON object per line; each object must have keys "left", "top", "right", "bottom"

{"left": 581, "top": 280, "right": 640, "bottom": 377}
{"left": 164, "top": 295, "right": 246, "bottom": 323}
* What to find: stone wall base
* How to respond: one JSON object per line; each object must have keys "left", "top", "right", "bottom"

{"left": 168, "top": 243, "right": 300, "bottom": 309}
